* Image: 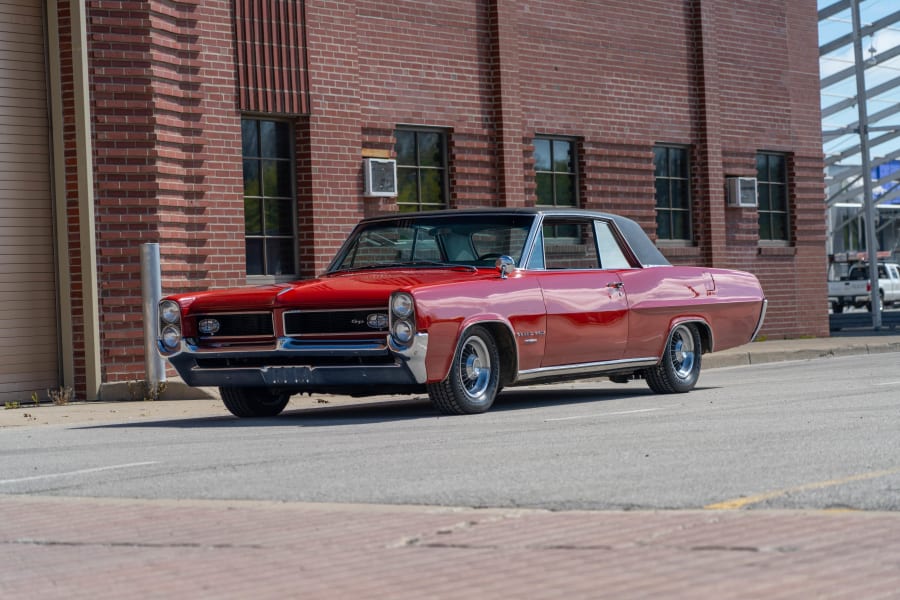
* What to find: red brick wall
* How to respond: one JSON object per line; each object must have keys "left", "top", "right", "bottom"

{"left": 61, "top": 0, "right": 826, "bottom": 392}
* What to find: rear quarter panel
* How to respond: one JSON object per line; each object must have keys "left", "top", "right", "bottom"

{"left": 619, "top": 266, "right": 765, "bottom": 358}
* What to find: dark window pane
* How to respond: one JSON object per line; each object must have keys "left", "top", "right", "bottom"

{"left": 771, "top": 155, "right": 786, "bottom": 182}
{"left": 758, "top": 212, "right": 772, "bottom": 240}
{"left": 261, "top": 160, "right": 293, "bottom": 198}
{"left": 244, "top": 198, "right": 262, "bottom": 235}
{"left": 771, "top": 184, "right": 786, "bottom": 212}
{"left": 673, "top": 180, "right": 690, "bottom": 209}
{"left": 655, "top": 179, "right": 669, "bottom": 208}
{"left": 261, "top": 121, "right": 291, "bottom": 158}
{"left": 756, "top": 154, "right": 768, "bottom": 180}
{"left": 264, "top": 199, "right": 293, "bottom": 236}
{"left": 245, "top": 238, "right": 264, "bottom": 275}
{"left": 772, "top": 214, "right": 788, "bottom": 240}
{"left": 536, "top": 173, "right": 553, "bottom": 205}
{"left": 243, "top": 160, "right": 260, "bottom": 197}
{"left": 555, "top": 174, "right": 575, "bottom": 206}
{"left": 395, "top": 131, "right": 415, "bottom": 165}
{"left": 656, "top": 210, "right": 671, "bottom": 239}
{"left": 672, "top": 211, "right": 689, "bottom": 239}
{"left": 653, "top": 147, "right": 667, "bottom": 177}
{"left": 397, "top": 168, "right": 418, "bottom": 206}
{"left": 553, "top": 140, "right": 572, "bottom": 172}
{"left": 758, "top": 185, "right": 771, "bottom": 211}
{"left": 670, "top": 148, "right": 686, "bottom": 177}
{"left": 419, "top": 169, "right": 444, "bottom": 205}
{"left": 534, "top": 139, "right": 551, "bottom": 171}
{"left": 265, "top": 238, "right": 295, "bottom": 275}
{"left": 418, "top": 132, "right": 443, "bottom": 167}
{"left": 242, "top": 120, "right": 259, "bottom": 157}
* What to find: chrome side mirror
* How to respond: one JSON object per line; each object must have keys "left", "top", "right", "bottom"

{"left": 495, "top": 255, "right": 516, "bottom": 279}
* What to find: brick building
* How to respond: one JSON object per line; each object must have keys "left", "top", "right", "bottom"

{"left": 2, "top": 0, "right": 826, "bottom": 402}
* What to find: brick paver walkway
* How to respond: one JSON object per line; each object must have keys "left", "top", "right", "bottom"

{"left": 2, "top": 495, "right": 899, "bottom": 599}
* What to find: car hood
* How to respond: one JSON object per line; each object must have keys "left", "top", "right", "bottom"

{"left": 172, "top": 268, "right": 490, "bottom": 314}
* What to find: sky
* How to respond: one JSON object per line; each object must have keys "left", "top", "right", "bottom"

{"left": 819, "top": 0, "right": 900, "bottom": 169}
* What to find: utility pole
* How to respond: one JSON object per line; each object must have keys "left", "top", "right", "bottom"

{"left": 850, "top": 0, "right": 881, "bottom": 327}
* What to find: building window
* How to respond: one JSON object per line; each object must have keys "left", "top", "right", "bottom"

{"left": 757, "top": 152, "right": 789, "bottom": 241}
{"left": 242, "top": 119, "right": 296, "bottom": 276}
{"left": 534, "top": 137, "right": 577, "bottom": 208}
{"left": 653, "top": 145, "right": 692, "bottom": 241}
{"left": 395, "top": 129, "right": 447, "bottom": 212}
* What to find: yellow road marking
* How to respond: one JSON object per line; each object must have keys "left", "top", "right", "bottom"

{"left": 704, "top": 467, "right": 900, "bottom": 510}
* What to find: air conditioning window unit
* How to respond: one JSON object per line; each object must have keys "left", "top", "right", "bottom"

{"left": 726, "top": 177, "right": 758, "bottom": 207}
{"left": 364, "top": 158, "right": 398, "bottom": 198}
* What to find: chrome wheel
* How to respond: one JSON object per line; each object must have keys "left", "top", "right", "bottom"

{"left": 645, "top": 322, "right": 702, "bottom": 394}
{"left": 427, "top": 325, "right": 501, "bottom": 414}
{"left": 670, "top": 324, "right": 696, "bottom": 380}
{"left": 460, "top": 336, "right": 491, "bottom": 399}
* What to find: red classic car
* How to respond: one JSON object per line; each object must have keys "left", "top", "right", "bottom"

{"left": 158, "top": 209, "right": 766, "bottom": 417}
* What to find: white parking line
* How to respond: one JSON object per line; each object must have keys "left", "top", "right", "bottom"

{"left": 873, "top": 381, "right": 900, "bottom": 386}
{"left": 544, "top": 407, "right": 665, "bottom": 422}
{"left": 0, "top": 461, "right": 159, "bottom": 485}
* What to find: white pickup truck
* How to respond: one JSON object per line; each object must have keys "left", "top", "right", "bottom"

{"left": 828, "top": 262, "right": 900, "bottom": 312}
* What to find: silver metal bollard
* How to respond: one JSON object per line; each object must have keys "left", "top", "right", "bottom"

{"left": 141, "top": 243, "right": 167, "bottom": 386}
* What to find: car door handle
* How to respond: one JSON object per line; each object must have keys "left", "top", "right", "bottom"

{"left": 606, "top": 282, "right": 624, "bottom": 290}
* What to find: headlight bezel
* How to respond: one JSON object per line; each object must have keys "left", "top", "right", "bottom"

{"left": 161, "top": 325, "right": 182, "bottom": 350}
{"left": 389, "top": 292, "right": 416, "bottom": 346}
{"left": 391, "top": 293, "right": 414, "bottom": 319}
{"left": 159, "top": 300, "right": 181, "bottom": 325}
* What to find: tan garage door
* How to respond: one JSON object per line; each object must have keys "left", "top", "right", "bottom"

{"left": 0, "top": 1, "right": 59, "bottom": 404}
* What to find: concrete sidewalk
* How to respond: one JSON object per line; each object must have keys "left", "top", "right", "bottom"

{"left": 3, "top": 332, "right": 899, "bottom": 428}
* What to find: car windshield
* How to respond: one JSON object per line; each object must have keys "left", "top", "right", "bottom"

{"left": 330, "top": 214, "right": 535, "bottom": 272}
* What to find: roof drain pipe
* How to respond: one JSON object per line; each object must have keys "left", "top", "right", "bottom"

{"left": 141, "top": 243, "right": 167, "bottom": 398}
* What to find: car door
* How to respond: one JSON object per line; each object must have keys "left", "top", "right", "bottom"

{"left": 532, "top": 217, "right": 630, "bottom": 368}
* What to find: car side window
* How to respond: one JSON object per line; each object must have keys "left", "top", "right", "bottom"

{"left": 541, "top": 219, "right": 600, "bottom": 270}
{"left": 594, "top": 220, "right": 632, "bottom": 269}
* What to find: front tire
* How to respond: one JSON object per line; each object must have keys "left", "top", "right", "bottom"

{"left": 220, "top": 386, "right": 290, "bottom": 418}
{"left": 427, "top": 325, "right": 500, "bottom": 415}
{"left": 645, "top": 323, "right": 702, "bottom": 394}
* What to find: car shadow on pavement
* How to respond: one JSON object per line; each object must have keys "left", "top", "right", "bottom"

{"left": 75, "top": 386, "right": 669, "bottom": 430}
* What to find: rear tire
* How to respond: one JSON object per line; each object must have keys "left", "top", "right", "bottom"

{"left": 645, "top": 323, "right": 702, "bottom": 394}
{"left": 220, "top": 386, "right": 290, "bottom": 418}
{"left": 428, "top": 325, "right": 500, "bottom": 415}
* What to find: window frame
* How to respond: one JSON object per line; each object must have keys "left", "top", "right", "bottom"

{"left": 653, "top": 144, "right": 693, "bottom": 244}
{"left": 757, "top": 152, "right": 791, "bottom": 244}
{"left": 533, "top": 136, "right": 579, "bottom": 209}
{"left": 241, "top": 118, "right": 298, "bottom": 282}
{"left": 394, "top": 127, "right": 449, "bottom": 212}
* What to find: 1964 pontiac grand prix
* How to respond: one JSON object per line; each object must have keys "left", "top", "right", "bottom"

{"left": 158, "top": 209, "right": 766, "bottom": 418}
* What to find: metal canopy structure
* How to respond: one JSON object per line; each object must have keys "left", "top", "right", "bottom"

{"left": 821, "top": 0, "right": 900, "bottom": 326}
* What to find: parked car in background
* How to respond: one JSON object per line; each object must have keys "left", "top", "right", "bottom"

{"left": 829, "top": 262, "right": 900, "bottom": 313}
{"left": 158, "top": 209, "right": 767, "bottom": 418}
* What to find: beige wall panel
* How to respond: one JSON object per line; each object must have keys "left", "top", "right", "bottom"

{"left": 0, "top": 0, "right": 59, "bottom": 404}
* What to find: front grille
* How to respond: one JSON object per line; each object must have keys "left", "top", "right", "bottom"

{"left": 284, "top": 309, "right": 389, "bottom": 336}
{"left": 195, "top": 313, "right": 274, "bottom": 337}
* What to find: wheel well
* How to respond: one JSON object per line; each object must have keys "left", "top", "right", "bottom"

{"left": 692, "top": 321, "right": 713, "bottom": 354}
{"left": 477, "top": 322, "right": 518, "bottom": 388}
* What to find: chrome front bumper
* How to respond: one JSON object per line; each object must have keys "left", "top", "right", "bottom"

{"left": 159, "top": 334, "right": 429, "bottom": 391}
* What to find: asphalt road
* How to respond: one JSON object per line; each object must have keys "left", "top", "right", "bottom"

{"left": 2, "top": 353, "right": 899, "bottom": 511}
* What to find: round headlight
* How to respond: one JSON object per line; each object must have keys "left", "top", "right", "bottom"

{"left": 160, "top": 300, "right": 181, "bottom": 324}
{"left": 391, "top": 293, "right": 414, "bottom": 318}
{"left": 391, "top": 320, "right": 413, "bottom": 344}
{"left": 161, "top": 325, "right": 182, "bottom": 349}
